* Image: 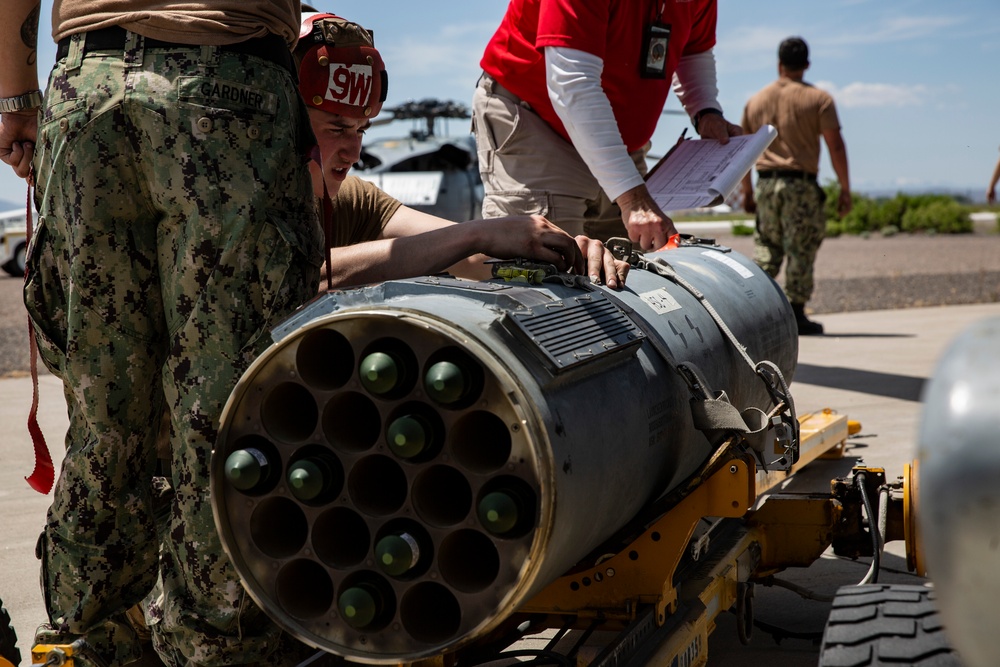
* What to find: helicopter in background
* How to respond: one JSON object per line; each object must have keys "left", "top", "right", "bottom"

{"left": 353, "top": 98, "right": 484, "bottom": 222}
{"left": 349, "top": 101, "right": 700, "bottom": 223}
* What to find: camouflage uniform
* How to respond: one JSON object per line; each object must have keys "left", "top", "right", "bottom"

{"left": 24, "top": 32, "right": 323, "bottom": 666}
{"left": 752, "top": 177, "right": 826, "bottom": 305}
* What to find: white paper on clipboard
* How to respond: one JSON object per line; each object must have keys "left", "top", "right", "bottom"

{"left": 645, "top": 124, "right": 777, "bottom": 211}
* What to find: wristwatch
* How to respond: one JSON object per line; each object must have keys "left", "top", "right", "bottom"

{"left": 0, "top": 90, "right": 44, "bottom": 114}
{"left": 692, "top": 107, "right": 723, "bottom": 133}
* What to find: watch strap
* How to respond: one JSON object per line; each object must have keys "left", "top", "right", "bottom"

{"left": 692, "top": 107, "right": 723, "bottom": 133}
{"left": 0, "top": 90, "right": 44, "bottom": 114}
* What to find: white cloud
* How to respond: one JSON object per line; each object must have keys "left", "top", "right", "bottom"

{"left": 815, "top": 80, "right": 929, "bottom": 108}
{"left": 715, "top": 26, "right": 789, "bottom": 72}
{"left": 845, "top": 15, "right": 965, "bottom": 45}
{"left": 438, "top": 21, "right": 501, "bottom": 40}
{"left": 382, "top": 22, "right": 493, "bottom": 78}
{"left": 378, "top": 22, "right": 493, "bottom": 102}
{"left": 719, "top": 13, "right": 969, "bottom": 71}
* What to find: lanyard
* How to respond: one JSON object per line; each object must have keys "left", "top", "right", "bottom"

{"left": 641, "top": 0, "right": 671, "bottom": 79}
{"left": 656, "top": 1, "right": 665, "bottom": 22}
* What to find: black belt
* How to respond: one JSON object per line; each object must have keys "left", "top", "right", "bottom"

{"left": 56, "top": 26, "right": 294, "bottom": 77}
{"left": 480, "top": 72, "right": 527, "bottom": 106}
{"left": 757, "top": 169, "right": 817, "bottom": 182}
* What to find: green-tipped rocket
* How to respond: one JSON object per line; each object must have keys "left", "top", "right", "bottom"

{"left": 360, "top": 351, "right": 400, "bottom": 395}
{"left": 478, "top": 491, "right": 520, "bottom": 535}
{"left": 375, "top": 532, "right": 421, "bottom": 576}
{"left": 425, "top": 360, "right": 467, "bottom": 405}
{"left": 286, "top": 459, "right": 325, "bottom": 501}
{"left": 338, "top": 585, "right": 379, "bottom": 629}
{"left": 387, "top": 415, "right": 430, "bottom": 459}
{"left": 224, "top": 448, "right": 270, "bottom": 491}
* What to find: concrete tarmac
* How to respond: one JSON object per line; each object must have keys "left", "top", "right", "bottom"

{"left": 705, "top": 302, "right": 1000, "bottom": 666}
{"left": 2, "top": 302, "right": 999, "bottom": 665}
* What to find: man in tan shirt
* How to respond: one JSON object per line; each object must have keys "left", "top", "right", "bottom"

{"left": 296, "top": 12, "right": 629, "bottom": 290}
{"left": 741, "top": 36, "right": 851, "bottom": 335}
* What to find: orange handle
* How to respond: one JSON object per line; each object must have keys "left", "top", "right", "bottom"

{"left": 656, "top": 233, "right": 681, "bottom": 252}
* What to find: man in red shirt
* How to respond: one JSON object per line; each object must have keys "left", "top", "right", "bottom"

{"left": 473, "top": 0, "right": 741, "bottom": 251}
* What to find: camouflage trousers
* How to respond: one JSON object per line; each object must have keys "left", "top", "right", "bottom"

{"left": 752, "top": 176, "right": 827, "bottom": 305}
{"left": 471, "top": 73, "right": 649, "bottom": 242}
{"left": 24, "top": 31, "right": 323, "bottom": 666}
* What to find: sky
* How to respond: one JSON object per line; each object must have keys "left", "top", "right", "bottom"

{"left": 2, "top": 0, "right": 998, "bottom": 211}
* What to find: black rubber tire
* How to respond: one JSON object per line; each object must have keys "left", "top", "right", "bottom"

{"left": 1, "top": 241, "right": 26, "bottom": 277}
{"left": 0, "top": 600, "right": 20, "bottom": 667}
{"left": 818, "top": 584, "right": 962, "bottom": 666}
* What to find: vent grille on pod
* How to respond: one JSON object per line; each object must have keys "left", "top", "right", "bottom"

{"left": 504, "top": 292, "right": 645, "bottom": 371}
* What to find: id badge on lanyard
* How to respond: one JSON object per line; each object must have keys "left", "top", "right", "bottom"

{"left": 640, "top": 1, "right": 670, "bottom": 79}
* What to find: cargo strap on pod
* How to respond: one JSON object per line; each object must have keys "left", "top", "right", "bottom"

{"left": 605, "top": 237, "right": 798, "bottom": 471}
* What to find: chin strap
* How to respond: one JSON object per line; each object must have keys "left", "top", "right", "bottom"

{"left": 312, "top": 146, "right": 334, "bottom": 291}
{"left": 23, "top": 171, "right": 54, "bottom": 494}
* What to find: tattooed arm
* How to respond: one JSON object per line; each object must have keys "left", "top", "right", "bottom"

{"left": 0, "top": 0, "right": 41, "bottom": 179}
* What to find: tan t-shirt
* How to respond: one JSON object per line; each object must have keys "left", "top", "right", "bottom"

{"left": 741, "top": 78, "right": 841, "bottom": 175}
{"left": 324, "top": 176, "right": 403, "bottom": 248}
{"left": 52, "top": 0, "right": 300, "bottom": 46}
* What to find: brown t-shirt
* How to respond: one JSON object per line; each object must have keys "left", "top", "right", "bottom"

{"left": 741, "top": 78, "right": 841, "bottom": 175}
{"left": 52, "top": 0, "right": 300, "bottom": 46}
{"left": 324, "top": 176, "right": 403, "bottom": 248}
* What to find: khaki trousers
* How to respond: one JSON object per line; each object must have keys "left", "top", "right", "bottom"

{"left": 471, "top": 73, "right": 649, "bottom": 242}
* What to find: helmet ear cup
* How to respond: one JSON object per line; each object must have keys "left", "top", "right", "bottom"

{"left": 296, "top": 14, "right": 387, "bottom": 118}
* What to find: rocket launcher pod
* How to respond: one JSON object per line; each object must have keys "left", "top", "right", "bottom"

{"left": 211, "top": 240, "right": 799, "bottom": 662}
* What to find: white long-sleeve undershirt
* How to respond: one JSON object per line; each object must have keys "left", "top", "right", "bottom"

{"left": 672, "top": 48, "right": 720, "bottom": 120}
{"left": 546, "top": 46, "right": 721, "bottom": 202}
{"left": 545, "top": 46, "right": 645, "bottom": 203}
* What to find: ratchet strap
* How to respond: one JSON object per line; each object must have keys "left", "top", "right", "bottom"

{"left": 605, "top": 237, "right": 798, "bottom": 470}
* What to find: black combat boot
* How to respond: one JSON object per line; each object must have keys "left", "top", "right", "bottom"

{"left": 791, "top": 303, "right": 824, "bottom": 336}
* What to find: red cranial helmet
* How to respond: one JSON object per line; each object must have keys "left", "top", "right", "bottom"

{"left": 297, "top": 13, "right": 388, "bottom": 118}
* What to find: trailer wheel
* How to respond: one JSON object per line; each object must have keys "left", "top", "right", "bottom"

{"left": 818, "top": 584, "right": 962, "bottom": 666}
{"left": 0, "top": 599, "right": 20, "bottom": 667}
{"left": 1, "top": 240, "right": 26, "bottom": 277}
